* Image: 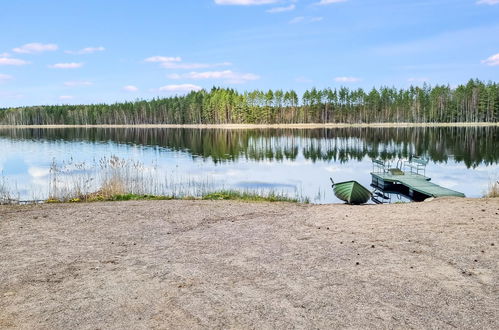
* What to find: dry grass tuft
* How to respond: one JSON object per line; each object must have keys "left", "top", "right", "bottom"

{"left": 486, "top": 180, "right": 499, "bottom": 198}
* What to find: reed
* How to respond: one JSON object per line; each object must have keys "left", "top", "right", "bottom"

{"left": 44, "top": 155, "right": 307, "bottom": 203}
{"left": 0, "top": 175, "right": 13, "bottom": 204}
{"left": 485, "top": 179, "right": 499, "bottom": 198}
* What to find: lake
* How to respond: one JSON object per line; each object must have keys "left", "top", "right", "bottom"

{"left": 0, "top": 126, "right": 497, "bottom": 204}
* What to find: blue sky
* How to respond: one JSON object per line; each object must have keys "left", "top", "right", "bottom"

{"left": 1, "top": 0, "right": 499, "bottom": 107}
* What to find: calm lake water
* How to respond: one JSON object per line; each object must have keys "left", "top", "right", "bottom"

{"left": 0, "top": 126, "right": 497, "bottom": 203}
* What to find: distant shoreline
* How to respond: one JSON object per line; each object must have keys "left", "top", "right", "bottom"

{"left": 0, "top": 122, "right": 497, "bottom": 129}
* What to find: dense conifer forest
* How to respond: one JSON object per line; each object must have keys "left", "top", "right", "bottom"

{"left": 0, "top": 79, "right": 497, "bottom": 125}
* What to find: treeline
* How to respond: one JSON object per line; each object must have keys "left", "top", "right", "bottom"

{"left": 0, "top": 79, "right": 498, "bottom": 125}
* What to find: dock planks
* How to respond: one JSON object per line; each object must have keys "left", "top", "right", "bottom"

{"left": 371, "top": 172, "right": 465, "bottom": 198}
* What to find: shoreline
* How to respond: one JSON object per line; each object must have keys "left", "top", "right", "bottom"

{"left": 0, "top": 122, "right": 498, "bottom": 129}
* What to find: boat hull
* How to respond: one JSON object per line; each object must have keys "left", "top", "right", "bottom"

{"left": 333, "top": 180, "right": 371, "bottom": 204}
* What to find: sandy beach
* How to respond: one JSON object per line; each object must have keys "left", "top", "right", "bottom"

{"left": 1, "top": 198, "right": 498, "bottom": 329}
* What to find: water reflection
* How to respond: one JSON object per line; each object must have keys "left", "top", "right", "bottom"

{"left": 1, "top": 126, "right": 497, "bottom": 168}
{"left": 0, "top": 126, "right": 497, "bottom": 203}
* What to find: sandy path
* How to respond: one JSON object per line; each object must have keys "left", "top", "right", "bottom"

{"left": 1, "top": 198, "right": 498, "bottom": 329}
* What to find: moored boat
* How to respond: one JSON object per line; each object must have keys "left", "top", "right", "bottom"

{"left": 330, "top": 178, "right": 372, "bottom": 204}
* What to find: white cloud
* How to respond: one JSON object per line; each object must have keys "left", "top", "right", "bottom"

{"left": 166, "top": 73, "right": 182, "bottom": 79}
{"left": 0, "top": 52, "right": 10, "bottom": 57}
{"left": 158, "top": 84, "right": 202, "bottom": 92}
{"left": 28, "top": 167, "right": 50, "bottom": 178}
{"left": 65, "top": 46, "right": 105, "bottom": 55}
{"left": 214, "top": 0, "right": 278, "bottom": 5}
{"left": 146, "top": 56, "right": 232, "bottom": 70}
{"left": 289, "top": 16, "right": 323, "bottom": 24}
{"left": 481, "top": 53, "right": 499, "bottom": 66}
{"left": 315, "top": 0, "right": 347, "bottom": 5}
{"left": 334, "top": 76, "right": 361, "bottom": 83}
{"left": 49, "top": 62, "right": 84, "bottom": 69}
{"left": 266, "top": 4, "right": 295, "bottom": 13}
{"left": 0, "top": 74, "right": 13, "bottom": 82}
{"left": 0, "top": 57, "right": 30, "bottom": 66}
{"left": 59, "top": 95, "right": 74, "bottom": 100}
{"left": 161, "top": 61, "right": 232, "bottom": 69}
{"left": 144, "top": 56, "right": 182, "bottom": 63}
{"left": 123, "top": 85, "right": 139, "bottom": 92}
{"left": 64, "top": 80, "right": 93, "bottom": 87}
{"left": 476, "top": 0, "right": 499, "bottom": 4}
{"left": 167, "top": 70, "right": 260, "bottom": 84}
{"left": 13, "top": 42, "right": 58, "bottom": 54}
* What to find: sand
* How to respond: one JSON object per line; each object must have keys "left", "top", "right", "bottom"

{"left": 0, "top": 198, "right": 498, "bottom": 329}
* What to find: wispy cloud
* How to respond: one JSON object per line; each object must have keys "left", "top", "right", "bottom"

{"left": 28, "top": 166, "right": 50, "bottom": 178}
{"left": 145, "top": 56, "right": 231, "bottom": 70}
{"left": 65, "top": 46, "right": 105, "bottom": 55}
{"left": 122, "top": 85, "right": 139, "bottom": 92}
{"left": 167, "top": 70, "right": 260, "bottom": 84}
{"left": 158, "top": 84, "right": 202, "bottom": 92}
{"left": 0, "top": 73, "right": 13, "bottom": 83}
{"left": 481, "top": 53, "right": 499, "bottom": 66}
{"left": 266, "top": 4, "right": 295, "bottom": 13}
{"left": 58, "top": 95, "right": 74, "bottom": 100}
{"left": 289, "top": 16, "right": 323, "bottom": 24}
{"left": 161, "top": 61, "right": 232, "bottom": 69}
{"left": 214, "top": 0, "right": 278, "bottom": 5}
{"left": 64, "top": 80, "right": 93, "bottom": 86}
{"left": 476, "top": 0, "right": 499, "bottom": 5}
{"left": 161, "top": 62, "right": 232, "bottom": 70}
{"left": 315, "top": 0, "right": 347, "bottom": 5}
{"left": 144, "top": 56, "right": 182, "bottom": 63}
{"left": 49, "top": 62, "right": 84, "bottom": 69}
{"left": 335, "top": 76, "right": 361, "bottom": 83}
{"left": 0, "top": 57, "right": 30, "bottom": 66}
{"left": 13, "top": 42, "right": 58, "bottom": 54}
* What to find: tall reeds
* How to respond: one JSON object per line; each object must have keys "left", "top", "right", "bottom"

{"left": 45, "top": 155, "right": 306, "bottom": 203}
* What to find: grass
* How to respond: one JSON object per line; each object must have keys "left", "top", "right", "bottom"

{"left": 45, "top": 191, "right": 303, "bottom": 204}
{"left": 40, "top": 156, "right": 307, "bottom": 204}
{"left": 485, "top": 180, "right": 499, "bottom": 198}
{"left": 202, "top": 190, "right": 304, "bottom": 203}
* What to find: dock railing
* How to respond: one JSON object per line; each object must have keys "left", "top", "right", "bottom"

{"left": 372, "top": 159, "right": 390, "bottom": 174}
{"left": 403, "top": 156, "right": 428, "bottom": 176}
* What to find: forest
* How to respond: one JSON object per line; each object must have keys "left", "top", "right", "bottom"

{"left": 0, "top": 79, "right": 497, "bottom": 125}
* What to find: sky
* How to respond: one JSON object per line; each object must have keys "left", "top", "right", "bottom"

{"left": 0, "top": 0, "right": 499, "bottom": 107}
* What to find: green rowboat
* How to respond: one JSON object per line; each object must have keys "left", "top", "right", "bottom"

{"left": 330, "top": 178, "right": 372, "bottom": 204}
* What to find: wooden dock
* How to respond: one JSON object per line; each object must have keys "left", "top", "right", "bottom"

{"left": 371, "top": 172, "right": 465, "bottom": 200}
